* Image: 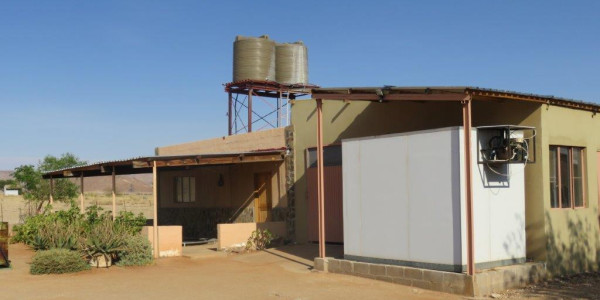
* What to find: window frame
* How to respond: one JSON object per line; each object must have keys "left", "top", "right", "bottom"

{"left": 174, "top": 176, "right": 196, "bottom": 203}
{"left": 549, "top": 145, "right": 586, "bottom": 209}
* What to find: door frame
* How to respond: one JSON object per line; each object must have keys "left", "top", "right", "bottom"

{"left": 253, "top": 172, "right": 272, "bottom": 223}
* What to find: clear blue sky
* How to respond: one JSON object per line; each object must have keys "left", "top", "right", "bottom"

{"left": 1, "top": 1, "right": 598, "bottom": 170}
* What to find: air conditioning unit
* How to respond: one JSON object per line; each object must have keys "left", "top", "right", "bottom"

{"left": 477, "top": 125, "right": 536, "bottom": 164}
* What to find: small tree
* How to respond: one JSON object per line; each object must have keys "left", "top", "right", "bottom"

{"left": 13, "top": 153, "right": 86, "bottom": 213}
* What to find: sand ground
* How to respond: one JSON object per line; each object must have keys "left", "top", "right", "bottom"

{"left": 0, "top": 243, "right": 460, "bottom": 300}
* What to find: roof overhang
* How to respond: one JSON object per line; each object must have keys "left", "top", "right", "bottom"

{"left": 310, "top": 86, "right": 600, "bottom": 112}
{"left": 42, "top": 150, "right": 286, "bottom": 179}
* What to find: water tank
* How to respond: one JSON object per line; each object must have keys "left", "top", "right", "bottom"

{"left": 233, "top": 35, "right": 276, "bottom": 82}
{"left": 275, "top": 42, "right": 309, "bottom": 85}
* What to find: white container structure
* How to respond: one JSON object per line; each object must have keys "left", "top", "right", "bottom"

{"left": 342, "top": 126, "right": 527, "bottom": 272}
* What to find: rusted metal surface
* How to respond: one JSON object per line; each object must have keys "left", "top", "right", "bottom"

{"left": 307, "top": 166, "right": 344, "bottom": 243}
{"left": 0, "top": 222, "right": 9, "bottom": 267}
{"left": 228, "top": 91, "right": 233, "bottom": 135}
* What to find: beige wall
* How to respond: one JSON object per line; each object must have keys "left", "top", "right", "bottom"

{"left": 158, "top": 161, "right": 287, "bottom": 212}
{"left": 292, "top": 99, "right": 464, "bottom": 243}
{"left": 142, "top": 225, "right": 183, "bottom": 257}
{"left": 217, "top": 221, "right": 287, "bottom": 250}
{"left": 155, "top": 127, "right": 286, "bottom": 156}
{"left": 540, "top": 105, "right": 600, "bottom": 274}
{"left": 292, "top": 97, "right": 600, "bottom": 274}
{"left": 291, "top": 99, "right": 542, "bottom": 245}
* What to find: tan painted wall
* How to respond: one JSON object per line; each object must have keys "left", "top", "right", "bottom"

{"left": 217, "top": 221, "right": 287, "bottom": 249}
{"left": 291, "top": 98, "right": 542, "bottom": 248}
{"left": 158, "top": 161, "right": 287, "bottom": 211}
{"left": 155, "top": 127, "right": 286, "bottom": 155}
{"left": 292, "top": 99, "right": 464, "bottom": 243}
{"left": 540, "top": 105, "right": 600, "bottom": 274}
{"left": 142, "top": 225, "right": 183, "bottom": 257}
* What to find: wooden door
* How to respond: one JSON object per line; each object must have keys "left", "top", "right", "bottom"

{"left": 254, "top": 173, "right": 272, "bottom": 223}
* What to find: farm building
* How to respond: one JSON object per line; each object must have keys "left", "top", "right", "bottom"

{"left": 42, "top": 85, "right": 600, "bottom": 295}
{"left": 41, "top": 36, "right": 600, "bottom": 296}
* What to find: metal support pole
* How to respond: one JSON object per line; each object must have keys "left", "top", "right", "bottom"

{"left": 462, "top": 96, "right": 475, "bottom": 275}
{"left": 79, "top": 173, "right": 84, "bottom": 213}
{"left": 49, "top": 176, "right": 54, "bottom": 205}
{"left": 228, "top": 91, "right": 233, "bottom": 135}
{"left": 112, "top": 167, "right": 116, "bottom": 220}
{"left": 316, "top": 99, "right": 326, "bottom": 258}
{"left": 248, "top": 89, "right": 253, "bottom": 132}
{"left": 277, "top": 93, "right": 282, "bottom": 128}
{"left": 152, "top": 161, "right": 159, "bottom": 259}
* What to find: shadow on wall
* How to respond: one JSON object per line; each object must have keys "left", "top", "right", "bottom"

{"left": 545, "top": 212, "right": 598, "bottom": 275}
{"left": 502, "top": 213, "right": 526, "bottom": 263}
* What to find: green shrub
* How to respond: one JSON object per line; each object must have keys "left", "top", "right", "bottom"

{"left": 80, "top": 217, "right": 127, "bottom": 264}
{"left": 116, "top": 234, "right": 153, "bottom": 266}
{"left": 114, "top": 211, "right": 147, "bottom": 235}
{"left": 13, "top": 203, "right": 150, "bottom": 268}
{"left": 12, "top": 204, "right": 82, "bottom": 246}
{"left": 246, "top": 229, "right": 275, "bottom": 251}
{"left": 30, "top": 248, "right": 90, "bottom": 274}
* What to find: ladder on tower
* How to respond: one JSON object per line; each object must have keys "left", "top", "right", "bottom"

{"left": 278, "top": 91, "right": 290, "bottom": 127}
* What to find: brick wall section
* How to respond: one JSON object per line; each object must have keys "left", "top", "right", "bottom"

{"left": 315, "top": 257, "right": 548, "bottom": 297}
{"left": 284, "top": 125, "right": 296, "bottom": 242}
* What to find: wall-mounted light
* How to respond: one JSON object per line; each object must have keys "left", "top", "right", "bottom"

{"left": 218, "top": 174, "right": 224, "bottom": 187}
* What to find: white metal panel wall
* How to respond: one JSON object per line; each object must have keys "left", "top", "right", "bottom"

{"left": 344, "top": 127, "right": 526, "bottom": 268}
{"left": 342, "top": 128, "right": 462, "bottom": 266}
{"left": 468, "top": 130, "right": 527, "bottom": 264}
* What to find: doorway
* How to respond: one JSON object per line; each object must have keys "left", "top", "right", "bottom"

{"left": 254, "top": 172, "right": 272, "bottom": 223}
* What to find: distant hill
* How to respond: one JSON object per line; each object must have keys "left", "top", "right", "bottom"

{"left": 0, "top": 171, "right": 12, "bottom": 180}
{"left": 0, "top": 170, "right": 152, "bottom": 194}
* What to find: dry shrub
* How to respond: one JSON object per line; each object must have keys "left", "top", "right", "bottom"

{"left": 30, "top": 248, "right": 90, "bottom": 275}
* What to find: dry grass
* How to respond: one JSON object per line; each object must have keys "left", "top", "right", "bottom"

{"left": 0, "top": 193, "right": 153, "bottom": 226}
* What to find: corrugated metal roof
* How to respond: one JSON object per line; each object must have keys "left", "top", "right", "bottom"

{"left": 311, "top": 86, "right": 600, "bottom": 111}
{"left": 42, "top": 149, "right": 286, "bottom": 178}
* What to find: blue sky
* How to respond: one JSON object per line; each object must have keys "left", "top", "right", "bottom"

{"left": 0, "top": 1, "right": 598, "bottom": 170}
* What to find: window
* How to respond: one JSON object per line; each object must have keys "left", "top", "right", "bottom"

{"left": 307, "top": 145, "right": 342, "bottom": 168}
{"left": 174, "top": 176, "right": 195, "bottom": 203}
{"left": 549, "top": 146, "right": 585, "bottom": 208}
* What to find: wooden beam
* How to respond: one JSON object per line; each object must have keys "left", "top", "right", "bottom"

{"left": 462, "top": 96, "right": 475, "bottom": 276}
{"left": 79, "top": 173, "right": 84, "bottom": 213}
{"left": 49, "top": 176, "right": 54, "bottom": 205}
{"left": 152, "top": 161, "right": 159, "bottom": 259}
{"left": 316, "top": 99, "right": 326, "bottom": 258}
{"left": 112, "top": 167, "right": 116, "bottom": 220}
{"left": 311, "top": 93, "right": 466, "bottom": 102}
{"left": 140, "top": 154, "right": 284, "bottom": 168}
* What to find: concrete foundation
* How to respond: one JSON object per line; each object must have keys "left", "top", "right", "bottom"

{"left": 314, "top": 257, "right": 548, "bottom": 297}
